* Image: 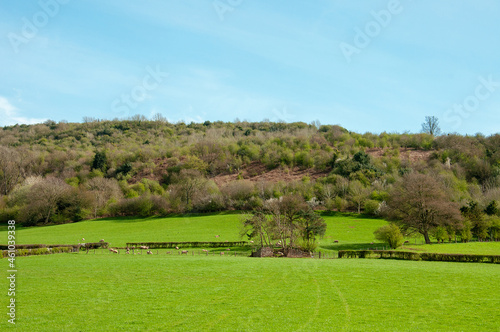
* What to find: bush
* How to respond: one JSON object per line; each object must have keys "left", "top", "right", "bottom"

{"left": 363, "top": 200, "right": 380, "bottom": 215}
{"left": 108, "top": 195, "right": 168, "bottom": 217}
{"left": 374, "top": 224, "right": 404, "bottom": 249}
{"left": 338, "top": 250, "right": 500, "bottom": 264}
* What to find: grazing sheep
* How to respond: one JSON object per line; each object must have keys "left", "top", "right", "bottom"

{"left": 175, "top": 246, "right": 179, "bottom": 250}
{"left": 249, "top": 240, "right": 254, "bottom": 243}
{"left": 181, "top": 250, "right": 188, "bottom": 255}
{"left": 99, "top": 239, "right": 105, "bottom": 242}
{"left": 147, "top": 250, "right": 153, "bottom": 255}
{"left": 82, "top": 238, "right": 85, "bottom": 241}
{"left": 202, "top": 249, "right": 208, "bottom": 252}
{"left": 140, "top": 246, "right": 149, "bottom": 250}
{"left": 215, "top": 235, "right": 220, "bottom": 238}
{"left": 404, "top": 240, "right": 409, "bottom": 244}
{"left": 112, "top": 249, "right": 118, "bottom": 254}
{"left": 220, "top": 252, "right": 224, "bottom": 255}
{"left": 334, "top": 240, "right": 339, "bottom": 243}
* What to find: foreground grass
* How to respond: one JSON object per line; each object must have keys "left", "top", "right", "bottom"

{"left": 1, "top": 254, "right": 498, "bottom": 331}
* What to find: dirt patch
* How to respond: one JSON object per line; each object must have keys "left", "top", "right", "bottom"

{"left": 366, "top": 148, "right": 433, "bottom": 163}
{"left": 212, "top": 162, "right": 330, "bottom": 186}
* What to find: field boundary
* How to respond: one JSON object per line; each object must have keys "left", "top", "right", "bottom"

{"left": 338, "top": 250, "right": 500, "bottom": 264}
{"left": 126, "top": 241, "right": 247, "bottom": 249}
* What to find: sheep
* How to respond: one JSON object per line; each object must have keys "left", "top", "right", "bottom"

{"left": 249, "top": 240, "right": 254, "bottom": 243}
{"left": 334, "top": 240, "right": 339, "bottom": 243}
{"left": 175, "top": 246, "right": 179, "bottom": 250}
{"left": 215, "top": 235, "right": 220, "bottom": 238}
{"left": 202, "top": 249, "right": 208, "bottom": 252}
{"left": 226, "top": 248, "right": 231, "bottom": 251}
{"left": 139, "top": 246, "right": 149, "bottom": 250}
{"left": 147, "top": 250, "right": 153, "bottom": 255}
{"left": 220, "top": 252, "right": 224, "bottom": 255}
{"left": 112, "top": 249, "right": 118, "bottom": 254}
{"left": 181, "top": 250, "right": 188, "bottom": 255}
{"left": 99, "top": 239, "right": 105, "bottom": 242}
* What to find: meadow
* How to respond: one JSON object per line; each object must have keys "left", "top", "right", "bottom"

{"left": 1, "top": 213, "right": 499, "bottom": 331}
{"left": 1, "top": 254, "right": 499, "bottom": 331}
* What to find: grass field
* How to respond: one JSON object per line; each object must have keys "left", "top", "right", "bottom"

{"left": 0, "top": 212, "right": 388, "bottom": 249}
{"left": 1, "top": 213, "right": 499, "bottom": 331}
{"left": 1, "top": 254, "right": 499, "bottom": 331}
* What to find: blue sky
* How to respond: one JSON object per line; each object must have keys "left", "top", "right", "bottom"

{"left": 1, "top": 0, "right": 499, "bottom": 135}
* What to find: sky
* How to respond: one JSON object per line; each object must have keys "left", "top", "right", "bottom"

{"left": 1, "top": 0, "right": 499, "bottom": 135}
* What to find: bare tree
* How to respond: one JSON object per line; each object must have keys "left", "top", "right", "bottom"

{"left": 27, "top": 177, "right": 72, "bottom": 224}
{"left": 85, "top": 177, "right": 122, "bottom": 218}
{"left": 386, "top": 173, "right": 462, "bottom": 244}
{"left": 421, "top": 116, "right": 441, "bottom": 136}
{"left": 243, "top": 194, "right": 326, "bottom": 254}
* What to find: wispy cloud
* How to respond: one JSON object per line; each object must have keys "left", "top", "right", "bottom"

{"left": 0, "top": 96, "right": 46, "bottom": 126}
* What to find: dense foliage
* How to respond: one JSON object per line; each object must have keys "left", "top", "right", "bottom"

{"left": 1, "top": 117, "right": 499, "bottom": 243}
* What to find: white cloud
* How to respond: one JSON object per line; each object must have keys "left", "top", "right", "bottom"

{"left": 0, "top": 96, "right": 46, "bottom": 126}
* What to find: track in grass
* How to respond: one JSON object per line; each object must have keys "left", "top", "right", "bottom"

{"left": 1, "top": 254, "right": 499, "bottom": 331}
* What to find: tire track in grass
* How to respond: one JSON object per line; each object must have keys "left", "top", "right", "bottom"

{"left": 329, "top": 276, "right": 351, "bottom": 331}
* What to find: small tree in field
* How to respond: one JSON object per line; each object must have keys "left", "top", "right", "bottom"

{"left": 242, "top": 194, "right": 326, "bottom": 254}
{"left": 374, "top": 224, "right": 403, "bottom": 249}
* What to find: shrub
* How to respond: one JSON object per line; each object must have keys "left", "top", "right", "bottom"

{"left": 363, "top": 200, "right": 380, "bottom": 216}
{"left": 374, "top": 224, "right": 403, "bottom": 249}
{"left": 432, "top": 226, "right": 448, "bottom": 243}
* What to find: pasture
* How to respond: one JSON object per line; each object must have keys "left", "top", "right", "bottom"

{"left": 1, "top": 254, "right": 499, "bottom": 331}
{"left": 1, "top": 212, "right": 499, "bottom": 331}
{"left": 1, "top": 212, "right": 388, "bottom": 250}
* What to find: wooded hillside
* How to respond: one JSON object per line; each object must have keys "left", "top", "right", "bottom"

{"left": 1, "top": 118, "right": 499, "bottom": 241}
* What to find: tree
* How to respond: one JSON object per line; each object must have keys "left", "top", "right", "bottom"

{"left": 0, "top": 146, "right": 31, "bottom": 195}
{"left": 242, "top": 194, "right": 326, "bottom": 254}
{"left": 22, "top": 177, "right": 72, "bottom": 224}
{"left": 374, "top": 224, "right": 403, "bottom": 249}
{"left": 385, "top": 173, "right": 462, "bottom": 244}
{"left": 169, "top": 169, "right": 206, "bottom": 210}
{"left": 348, "top": 180, "right": 369, "bottom": 214}
{"left": 421, "top": 116, "right": 441, "bottom": 136}
{"left": 85, "top": 177, "right": 122, "bottom": 218}
{"left": 91, "top": 151, "right": 108, "bottom": 172}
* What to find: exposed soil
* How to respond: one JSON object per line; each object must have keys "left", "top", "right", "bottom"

{"left": 130, "top": 148, "right": 435, "bottom": 186}
{"left": 365, "top": 148, "right": 433, "bottom": 163}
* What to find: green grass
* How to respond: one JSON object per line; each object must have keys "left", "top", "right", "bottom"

{"left": 2, "top": 213, "right": 244, "bottom": 247}
{"left": 1, "top": 254, "right": 498, "bottom": 331}
{"left": 1, "top": 213, "right": 499, "bottom": 330}
{"left": 0, "top": 212, "right": 388, "bottom": 250}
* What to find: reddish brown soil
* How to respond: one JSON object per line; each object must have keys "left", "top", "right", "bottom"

{"left": 130, "top": 148, "right": 434, "bottom": 185}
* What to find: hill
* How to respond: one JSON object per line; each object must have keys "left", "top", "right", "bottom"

{"left": 1, "top": 119, "right": 499, "bottom": 240}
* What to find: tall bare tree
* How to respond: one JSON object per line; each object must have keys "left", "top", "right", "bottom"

{"left": 421, "top": 116, "right": 441, "bottom": 136}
